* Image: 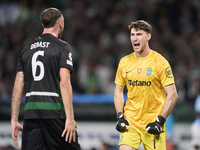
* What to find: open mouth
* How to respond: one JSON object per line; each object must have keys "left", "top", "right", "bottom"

{"left": 134, "top": 43, "right": 140, "bottom": 48}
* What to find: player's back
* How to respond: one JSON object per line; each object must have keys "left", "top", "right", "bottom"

{"left": 17, "top": 33, "right": 73, "bottom": 119}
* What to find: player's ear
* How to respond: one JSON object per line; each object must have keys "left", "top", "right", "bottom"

{"left": 59, "top": 20, "right": 62, "bottom": 30}
{"left": 42, "top": 23, "right": 44, "bottom": 27}
{"left": 59, "top": 22, "right": 61, "bottom": 30}
{"left": 147, "top": 33, "right": 151, "bottom": 41}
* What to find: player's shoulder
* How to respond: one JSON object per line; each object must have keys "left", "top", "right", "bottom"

{"left": 120, "top": 52, "right": 135, "bottom": 62}
{"left": 57, "top": 38, "right": 71, "bottom": 48}
{"left": 151, "top": 50, "right": 168, "bottom": 62}
{"left": 39, "top": 34, "right": 71, "bottom": 48}
{"left": 48, "top": 36, "right": 71, "bottom": 51}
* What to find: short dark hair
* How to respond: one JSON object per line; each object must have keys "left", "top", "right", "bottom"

{"left": 40, "top": 8, "right": 62, "bottom": 28}
{"left": 128, "top": 20, "right": 151, "bottom": 33}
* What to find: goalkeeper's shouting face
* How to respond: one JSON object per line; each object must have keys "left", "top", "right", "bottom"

{"left": 128, "top": 20, "right": 152, "bottom": 55}
{"left": 130, "top": 28, "right": 151, "bottom": 54}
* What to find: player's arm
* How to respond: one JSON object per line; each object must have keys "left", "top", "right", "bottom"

{"left": 11, "top": 71, "right": 24, "bottom": 147}
{"left": 146, "top": 83, "right": 178, "bottom": 134}
{"left": 114, "top": 84, "right": 124, "bottom": 113}
{"left": 60, "top": 68, "right": 77, "bottom": 143}
{"left": 114, "top": 84, "right": 129, "bottom": 132}
{"left": 161, "top": 83, "right": 178, "bottom": 118}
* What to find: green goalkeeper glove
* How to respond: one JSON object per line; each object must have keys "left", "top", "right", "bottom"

{"left": 116, "top": 112, "right": 129, "bottom": 132}
{"left": 146, "top": 115, "right": 166, "bottom": 135}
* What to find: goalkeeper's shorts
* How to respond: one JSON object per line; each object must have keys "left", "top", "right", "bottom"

{"left": 118, "top": 123, "right": 166, "bottom": 150}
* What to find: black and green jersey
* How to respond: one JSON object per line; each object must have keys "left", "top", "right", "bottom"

{"left": 17, "top": 34, "right": 73, "bottom": 119}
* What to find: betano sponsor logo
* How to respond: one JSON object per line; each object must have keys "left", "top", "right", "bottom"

{"left": 128, "top": 80, "right": 151, "bottom": 86}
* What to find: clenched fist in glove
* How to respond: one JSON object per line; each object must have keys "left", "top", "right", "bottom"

{"left": 116, "top": 112, "right": 129, "bottom": 132}
{"left": 146, "top": 115, "right": 166, "bottom": 135}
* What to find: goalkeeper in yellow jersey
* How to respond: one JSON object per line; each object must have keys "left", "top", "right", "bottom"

{"left": 114, "top": 20, "right": 178, "bottom": 150}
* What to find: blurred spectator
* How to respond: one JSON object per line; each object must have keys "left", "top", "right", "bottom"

{"left": 190, "top": 95, "right": 200, "bottom": 150}
{"left": 96, "top": 56, "right": 115, "bottom": 94}
{"left": 0, "top": 3, "right": 21, "bottom": 26}
{"left": 165, "top": 114, "right": 176, "bottom": 150}
{"left": 84, "top": 61, "right": 101, "bottom": 93}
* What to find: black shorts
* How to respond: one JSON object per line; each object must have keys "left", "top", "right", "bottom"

{"left": 22, "top": 119, "right": 80, "bottom": 150}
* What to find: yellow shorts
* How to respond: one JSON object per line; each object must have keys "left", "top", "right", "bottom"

{"left": 118, "top": 123, "right": 166, "bottom": 150}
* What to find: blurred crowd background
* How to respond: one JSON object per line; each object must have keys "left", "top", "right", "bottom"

{"left": 1, "top": 0, "right": 200, "bottom": 103}
{"left": 1, "top": 0, "right": 200, "bottom": 149}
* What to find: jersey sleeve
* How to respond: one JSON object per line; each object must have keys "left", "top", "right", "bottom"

{"left": 16, "top": 50, "right": 25, "bottom": 72}
{"left": 60, "top": 44, "right": 73, "bottom": 73}
{"left": 115, "top": 58, "right": 126, "bottom": 86}
{"left": 158, "top": 58, "right": 175, "bottom": 87}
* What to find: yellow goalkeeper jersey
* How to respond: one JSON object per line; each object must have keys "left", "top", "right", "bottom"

{"left": 115, "top": 50, "right": 175, "bottom": 130}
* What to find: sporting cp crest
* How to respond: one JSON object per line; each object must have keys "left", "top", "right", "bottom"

{"left": 146, "top": 68, "right": 152, "bottom": 76}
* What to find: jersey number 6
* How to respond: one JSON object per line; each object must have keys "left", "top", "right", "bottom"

{"left": 32, "top": 51, "right": 44, "bottom": 81}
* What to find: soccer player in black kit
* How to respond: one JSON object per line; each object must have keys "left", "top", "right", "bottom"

{"left": 11, "top": 8, "right": 80, "bottom": 150}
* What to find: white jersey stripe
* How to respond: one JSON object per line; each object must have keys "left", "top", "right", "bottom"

{"left": 26, "top": 91, "right": 59, "bottom": 97}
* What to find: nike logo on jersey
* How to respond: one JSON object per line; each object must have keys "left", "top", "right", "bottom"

{"left": 126, "top": 70, "right": 132, "bottom": 74}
